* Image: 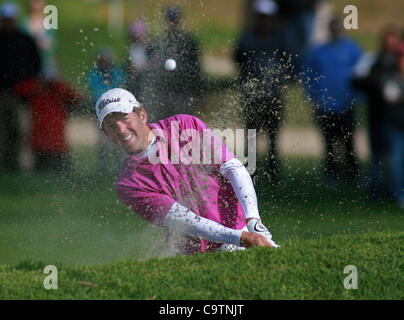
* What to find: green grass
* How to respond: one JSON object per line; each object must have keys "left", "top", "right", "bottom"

{"left": 0, "top": 231, "right": 403, "bottom": 299}
{"left": 0, "top": 156, "right": 403, "bottom": 299}
{"left": 0, "top": 170, "right": 164, "bottom": 266}
{"left": 1, "top": 156, "right": 403, "bottom": 267}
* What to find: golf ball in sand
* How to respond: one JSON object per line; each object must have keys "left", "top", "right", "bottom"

{"left": 164, "top": 58, "right": 177, "bottom": 71}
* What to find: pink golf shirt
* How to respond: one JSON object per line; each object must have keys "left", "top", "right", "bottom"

{"left": 116, "top": 114, "right": 246, "bottom": 254}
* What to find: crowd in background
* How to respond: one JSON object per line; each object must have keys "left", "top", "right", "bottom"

{"left": 0, "top": 0, "right": 82, "bottom": 176}
{"left": 0, "top": 0, "right": 403, "bottom": 208}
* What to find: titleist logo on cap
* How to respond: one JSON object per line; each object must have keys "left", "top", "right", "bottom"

{"left": 98, "top": 97, "right": 121, "bottom": 111}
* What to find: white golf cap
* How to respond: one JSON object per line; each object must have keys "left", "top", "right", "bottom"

{"left": 95, "top": 88, "right": 140, "bottom": 129}
{"left": 253, "top": 0, "right": 278, "bottom": 16}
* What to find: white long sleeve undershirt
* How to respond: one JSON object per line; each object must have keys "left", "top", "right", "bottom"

{"left": 219, "top": 158, "right": 261, "bottom": 221}
{"left": 162, "top": 158, "right": 260, "bottom": 245}
{"left": 163, "top": 202, "right": 243, "bottom": 246}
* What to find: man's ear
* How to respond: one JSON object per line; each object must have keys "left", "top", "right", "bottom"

{"left": 139, "top": 108, "right": 147, "bottom": 123}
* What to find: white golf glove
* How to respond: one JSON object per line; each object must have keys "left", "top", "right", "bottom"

{"left": 246, "top": 218, "right": 280, "bottom": 248}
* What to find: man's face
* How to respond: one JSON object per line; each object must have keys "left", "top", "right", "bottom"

{"left": 96, "top": 55, "right": 113, "bottom": 72}
{"left": 383, "top": 32, "right": 399, "bottom": 52}
{"left": 329, "top": 20, "right": 342, "bottom": 41}
{"left": 102, "top": 110, "right": 151, "bottom": 155}
{"left": 31, "top": 0, "right": 44, "bottom": 10}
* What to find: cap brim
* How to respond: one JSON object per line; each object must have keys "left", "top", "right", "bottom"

{"left": 98, "top": 103, "right": 136, "bottom": 129}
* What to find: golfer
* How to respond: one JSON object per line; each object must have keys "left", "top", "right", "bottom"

{"left": 96, "top": 88, "right": 280, "bottom": 254}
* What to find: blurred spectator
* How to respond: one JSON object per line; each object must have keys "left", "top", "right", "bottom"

{"left": 382, "top": 43, "right": 404, "bottom": 208}
{"left": 145, "top": 5, "right": 203, "bottom": 121}
{"left": 353, "top": 25, "right": 400, "bottom": 198}
{"left": 0, "top": 2, "right": 40, "bottom": 172}
{"left": 124, "top": 19, "right": 150, "bottom": 101}
{"left": 234, "top": 0, "right": 288, "bottom": 183}
{"left": 86, "top": 47, "right": 127, "bottom": 103}
{"left": 14, "top": 76, "right": 81, "bottom": 174}
{"left": 276, "top": 0, "right": 319, "bottom": 74}
{"left": 85, "top": 47, "right": 126, "bottom": 174}
{"left": 304, "top": 17, "right": 362, "bottom": 186}
{"left": 22, "top": 0, "right": 57, "bottom": 78}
